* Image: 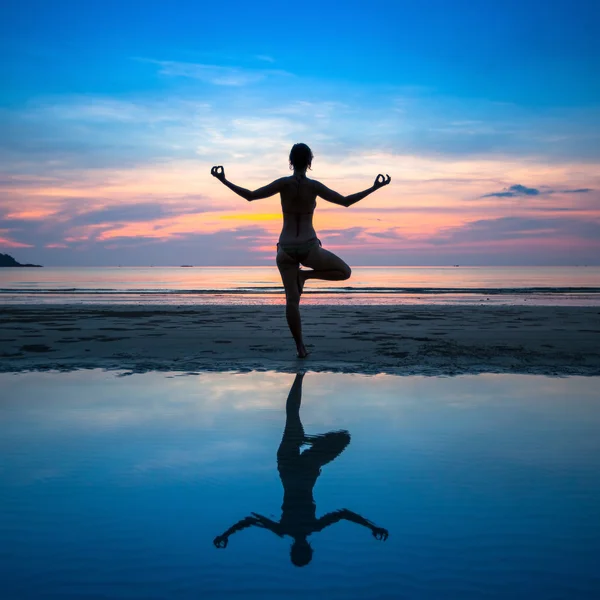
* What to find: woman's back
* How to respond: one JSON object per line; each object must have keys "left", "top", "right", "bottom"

{"left": 280, "top": 175, "right": 317, "bottom": 213}
{"left": 279, "top": 175, "right": 318, "bottom": 244}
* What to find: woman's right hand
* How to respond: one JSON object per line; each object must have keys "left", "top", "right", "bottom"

{"left": 373, "top": 174, "right": 391, "bottom": 189}
{"left": 211, "top": 165, "right": 226, "bottom": 182}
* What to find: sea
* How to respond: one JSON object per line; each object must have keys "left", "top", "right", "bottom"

{"left": 2, "top": 268, "right": 600, "bottom": 598}
{"left": 1, "top": 265, "right": 599, "bottom": 306}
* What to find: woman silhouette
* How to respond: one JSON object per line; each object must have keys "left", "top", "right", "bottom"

{"left": 211, "top": 144, "right": 391, "bottom": 357}
{"left": 213, "top": 373, "right": 388, "bottom": 567}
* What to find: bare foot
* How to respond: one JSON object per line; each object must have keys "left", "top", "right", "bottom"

{"left": 297, "top": 268, "right": 306, "bottom": 296}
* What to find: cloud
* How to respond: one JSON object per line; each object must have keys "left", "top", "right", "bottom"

{"left": 482, "top": 184, "right": 541, "bottom": 198}
{"left": 65, "top": 203, "right": 204, "bottom": 227}
{"left": 0, "top": 199, "right": 216, "bottom": 251}
{"left": 255, "top": 55, "right": 275, "bottom": 63}
{"left": 142, "top": 59, "right": 292, "bottom": 86}
{"left": 35, "top": 97, "right": 195, "bottom": 124}
{"left": 319, "top": 227, "right": 366, "bottom": 244}
{"left": 482, "top": 184, "right": 594, "bottom": 199}
{"left": 368, "top": 228, "right": 405, "bottom": 240}
{"left": 431, "top": 216, "right": 600, "bottom": 245}
{"left": 1, "top": 188, "right": 280, "bottom": 264}
{"left": 25, "top": 226, "right": 275, "bottom": 266}
{"left": 4, "top": 83, "right": 600, "bottom": 187}
{"left": 0, "top": 235, "right": 33, "bottom": 248}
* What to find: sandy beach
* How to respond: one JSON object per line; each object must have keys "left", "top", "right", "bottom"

{"left": 1, "top": 304, "right": 599, "bottom": 376}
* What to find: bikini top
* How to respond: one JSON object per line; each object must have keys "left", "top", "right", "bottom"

{"left": 282, "top": 175, "right": 316, "bottom": 236}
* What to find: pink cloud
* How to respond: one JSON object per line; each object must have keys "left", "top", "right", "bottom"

{"left": 0, "top": 236, "right": 33, "bottom": 248}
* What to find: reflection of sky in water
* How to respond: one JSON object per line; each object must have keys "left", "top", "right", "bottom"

{"left": 1, "top": 371, "right": 599, "bottom": 599}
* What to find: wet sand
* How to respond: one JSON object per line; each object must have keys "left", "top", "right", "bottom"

{"left": 1, "top": 304, "right": 599, "bottom": 376}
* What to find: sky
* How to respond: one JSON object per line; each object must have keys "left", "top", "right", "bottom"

{"left": 0, "top": 0, "right": 599, "bottom": 266}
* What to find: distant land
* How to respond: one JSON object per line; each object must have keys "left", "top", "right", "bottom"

{"left": 0, "top": 253, "right": 42, "bottom": 267}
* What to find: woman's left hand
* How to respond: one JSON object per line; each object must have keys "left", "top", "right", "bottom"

{"left": 372, "top": 527, "right": 389, "bottom": 541}
{"left": 373, "top": 174, "right": 391, "bottom": 189}
{"left": 211, "top": 165, "right": 226, "bottom": 182}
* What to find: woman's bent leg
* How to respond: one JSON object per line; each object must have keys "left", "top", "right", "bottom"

{"left": 300, "top": 246, "right": 351, "bottom": 285}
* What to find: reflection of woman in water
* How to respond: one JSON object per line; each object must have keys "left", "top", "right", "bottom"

{"left": 211, "top": 144, "right": 391, "bottom": 357}
{"left": 213, "top": 373, "right": 388, "bottom": 567}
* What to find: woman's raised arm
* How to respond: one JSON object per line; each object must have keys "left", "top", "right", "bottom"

{"left": 211, "top": 166, "right": 285, "bottom": 201}
{"left": 315, "top": 174, "right": 391, "bottom": 207}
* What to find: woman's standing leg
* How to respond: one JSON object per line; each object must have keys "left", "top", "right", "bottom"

{"left": 277, "top": 248, "right": 308, "bottom": 357}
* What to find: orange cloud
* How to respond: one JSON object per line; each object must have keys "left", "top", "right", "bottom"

{"left": 5, "top": 209, "right": 58, "bottom": 220}
{"left": 220, "top": 213, "right": 282, "bottom": 221}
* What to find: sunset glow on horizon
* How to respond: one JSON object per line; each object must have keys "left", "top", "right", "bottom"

{"left": 1, "top": 0, "right": 599, "bottom": 266}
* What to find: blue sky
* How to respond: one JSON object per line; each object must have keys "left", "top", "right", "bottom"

{"left": 1, "top": 0, "right": 599, "bottom": 265}
{"left": 2, "top": 0, "right": 598, "bottom": 106}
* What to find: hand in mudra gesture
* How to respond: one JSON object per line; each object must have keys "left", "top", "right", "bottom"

{"left": 372, "top": 527, "right": 389, "bottom": 541}
{"left": 211, "top": 165, "right": 226, "bottom": 182}
{"left": 373, "top": 174, "right": 391, "bottom": 189}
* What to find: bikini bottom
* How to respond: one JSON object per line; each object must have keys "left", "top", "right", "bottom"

{"left": 277, "top": 238, "right": 321, "bottom": 263}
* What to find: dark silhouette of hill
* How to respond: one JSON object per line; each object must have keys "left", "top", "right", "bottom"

{"left": 0, "top": 253, "right": 42, "bottom": 267}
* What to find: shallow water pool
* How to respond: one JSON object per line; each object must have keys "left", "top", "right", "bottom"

{"left": 1, "top": 371, "right": 599, "bottom": 599}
